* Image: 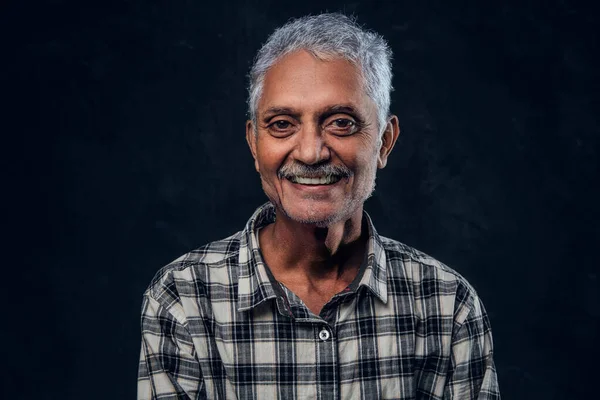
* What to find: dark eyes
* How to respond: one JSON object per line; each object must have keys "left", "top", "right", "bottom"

{"left": 331, "top": 119, "right": 355, "bottom": 129}
{"left": 273, "top": 120, "right": 293, "bottom": 130}
{"left": 267, "top": 117, "right": 359, "bottom": 137}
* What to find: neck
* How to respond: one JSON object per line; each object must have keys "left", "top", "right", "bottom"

{"left": 259, "top": 205, "right": 367, "bottom": 280}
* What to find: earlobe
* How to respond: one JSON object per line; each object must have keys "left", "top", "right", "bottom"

{"left": 377, "top": 115, "right": 400, "bottom": 169}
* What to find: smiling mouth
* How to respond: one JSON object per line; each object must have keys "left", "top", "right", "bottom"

{"left": 287, "top": 175, "right": 342, "bottom": 185}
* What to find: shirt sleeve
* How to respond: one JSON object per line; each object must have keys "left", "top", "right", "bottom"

{"left": 137, "top": 294, "right": 205, "bottom": 400}
{"left": 444, "top": 295, "right": 500, "bottom": 399}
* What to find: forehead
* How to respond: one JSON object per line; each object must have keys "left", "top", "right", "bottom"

{"left": 258, "top": 50, "right": 375, "bottom": 116}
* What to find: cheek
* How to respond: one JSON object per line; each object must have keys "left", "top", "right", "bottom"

{"left": 258, "top": 156, "right": 280, "bottom": 178}
{"left": 256, "top": 156, "right": 283, "bottom": 190}
{"left": 257, "top": 140, "right": 287, "bottom": 168}
{"left": 348, "top": 148, "right": 378, "bottom": 175}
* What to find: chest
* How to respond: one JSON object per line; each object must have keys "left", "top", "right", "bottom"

{"left": 279, "top": 278, "right": 352, "bottom": 316}
{"left": 191, "top": 294, "right": 454, "bottom": 400}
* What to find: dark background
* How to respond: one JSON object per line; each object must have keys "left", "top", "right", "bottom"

{"left": 3, "top": 0, "right": 599, "bottom": 398}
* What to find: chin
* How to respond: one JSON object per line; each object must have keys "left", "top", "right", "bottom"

{"left": 281, "top": 199, "right": 352, "bottom": 227}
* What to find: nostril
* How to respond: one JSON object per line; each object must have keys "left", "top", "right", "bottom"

{"left": 296, "top": 145, "right": 330, "bottom": 164}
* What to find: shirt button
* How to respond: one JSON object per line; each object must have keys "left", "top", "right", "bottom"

{"left": 318, "top": 328, "right": 330, "bottom": 341}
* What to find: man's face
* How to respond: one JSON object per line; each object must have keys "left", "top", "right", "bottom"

{"left": 247, "top": 50, "right": 397, "bottom": 226}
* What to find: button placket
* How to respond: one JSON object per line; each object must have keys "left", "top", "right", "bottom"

{"left": 315, "top": 324, "right": 336, "bottom": 399}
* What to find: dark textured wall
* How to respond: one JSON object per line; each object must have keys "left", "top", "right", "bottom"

{"left": 4, "top": 0, "right": 598, "bottom": 398}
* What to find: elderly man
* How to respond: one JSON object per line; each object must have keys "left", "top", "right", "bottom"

{"left": 138, "top": 13, "right": 500, "bottom": 400}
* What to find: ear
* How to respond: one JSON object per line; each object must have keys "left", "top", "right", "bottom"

{"left": 246, "top": 120, "right": 260, "bottom": 173}
{"left": 377, "top": 115, "right": 400, "bottom": 169}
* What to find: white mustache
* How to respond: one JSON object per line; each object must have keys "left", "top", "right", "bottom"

{"left": 277, "top": 163, "right": 352, "bottom": 180}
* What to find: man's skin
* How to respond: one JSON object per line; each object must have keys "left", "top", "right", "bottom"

{"left": 246, "top": 50, "right": 400, "bottom": 315}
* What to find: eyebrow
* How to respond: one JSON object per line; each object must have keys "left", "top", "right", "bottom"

{"left": 261, "top": 107, "right": 301, "bottom": 122}
{"left": 318, "top": 104, "right": 367, "bottom": 125}
{"left": 260, "top": 104, "right": 364, "bottom": 123}
{"left": 322, "top": 104, "right": 361, "bottom": 116}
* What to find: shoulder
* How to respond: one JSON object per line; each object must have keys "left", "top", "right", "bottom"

{"left": 379, "top": 235, "right": 471, "bottom": 286}
{"left": 144, "top": 231, "right": 243, "bottom": 303}
{"left": 379, "top": 235, "right": 481, "bottom": 324}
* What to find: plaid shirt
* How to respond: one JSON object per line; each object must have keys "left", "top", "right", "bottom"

{"left": 138, "top": 202, "right": 499, "bottom": 399}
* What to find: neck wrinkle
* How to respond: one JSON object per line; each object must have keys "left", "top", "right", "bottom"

{"left": 260, "top": 206, "right": 367, "bottom": 280}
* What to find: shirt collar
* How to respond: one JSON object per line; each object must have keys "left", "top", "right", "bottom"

{"left": 237, "top": 202, "right": 388, "bottom": 312}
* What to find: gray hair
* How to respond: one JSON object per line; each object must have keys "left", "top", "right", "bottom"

{"left": 247, "top": 13, "right": 393, "bottom": 136}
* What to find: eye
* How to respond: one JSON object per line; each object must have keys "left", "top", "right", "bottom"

{"left": 325, "top": 117, "right": 359, "bottom": 135}
{"left": 267, "top": 119, "right": 296, "bottom": 137}
{"left": 333, "top": 119, "right": 354, "bottom": 128}
{"left": 273, "top": 120, "right": 292, "bottom": 129}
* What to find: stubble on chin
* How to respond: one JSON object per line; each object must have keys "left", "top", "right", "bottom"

{"left": 282, "top": 201, "right": 342, "bottom": 227}
{"left": 278, "top": 187, "right": 374, "bottom": 228}
{"left": 259, "top": 170, "right": 378, "bottom": 227}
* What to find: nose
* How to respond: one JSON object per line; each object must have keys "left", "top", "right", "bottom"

{"left": 294, "top": 123, "right": 331, "bottom": 165}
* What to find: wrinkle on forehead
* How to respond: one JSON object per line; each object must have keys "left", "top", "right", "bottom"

{"left": 258, "top": 50, "right": 375, "bottom": 119}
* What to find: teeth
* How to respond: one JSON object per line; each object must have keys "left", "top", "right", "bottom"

{"left": 291, "top": 176, "right": 340, "bottom": 185}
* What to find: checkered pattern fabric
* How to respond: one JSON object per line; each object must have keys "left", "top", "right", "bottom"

{"left": 138, "top": 202, "right": 500, "bottom": 399}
